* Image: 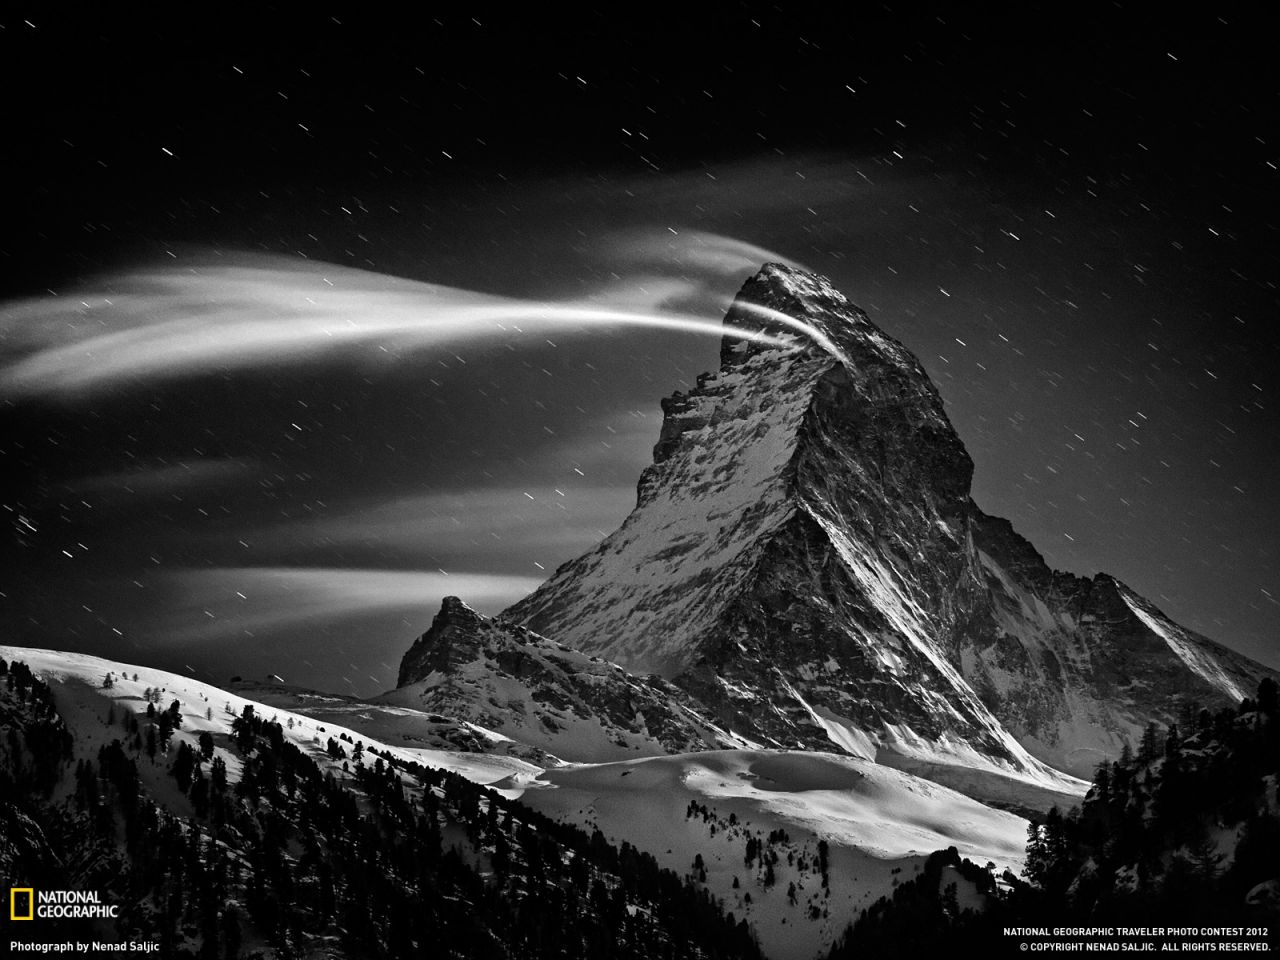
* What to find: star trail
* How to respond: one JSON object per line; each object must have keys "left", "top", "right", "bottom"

{"left": 1, "top": 8, "right": 1275, "bottom": 694}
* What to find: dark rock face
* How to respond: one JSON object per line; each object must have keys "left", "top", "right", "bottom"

{"left": 497, "top": 264, "right": 1276, "bottom": 781}
{"left": 396, "top": 595, "right": 490, "bottom": 688}
{"left": 391, "top": 597, "right": 747, "bottom": 763}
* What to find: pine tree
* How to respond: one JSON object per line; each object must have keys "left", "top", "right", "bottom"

{"left": 222, "top": 906, "right": 241, "bottom": 960}
{"left": 210, "top": 755, "right": 227, "bottom": 792}
{"left": 158, "top": 711, "right": 174, "bottom": 749}
{"left": 1258, "top": 677, "right": 1278, "bottom": 717}
{"left": 941, "top": 881, "right": 959, "bottom": 918}
{"left": 1138, "top": 722, "right": 1161, "bottom": 763}
{"left": 172, "top": 742, "right": 196, "bottom": 792}
{"left": 1092, "top": 761, "right": 1111, "bottom": 801}
{"left": 1187, "top": 826, "right": 1223, "bottom": 882}
{"left": 190, "top": 770, "right": 209, "bottom": 818}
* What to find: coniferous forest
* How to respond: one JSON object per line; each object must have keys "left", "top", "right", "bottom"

{"left": 826, "top": 678, "right": 1280, "bottom": 957}
{"left": 0, "top": 656, "right": 762, "bottom": 959}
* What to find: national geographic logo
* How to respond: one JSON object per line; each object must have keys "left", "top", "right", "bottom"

{"left": 11, "top": 888, "right": 33, "bottom": 920}
{"left": 9, "top": 889, "right": 119, "bottom": 920}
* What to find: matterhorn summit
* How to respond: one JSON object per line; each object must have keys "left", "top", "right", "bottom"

{"left": 492, "top": 264, "right": 1272, "bottom": 784}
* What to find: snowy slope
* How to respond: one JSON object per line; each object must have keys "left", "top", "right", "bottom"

{"left": 0, "top": 645, "right": 543, "bottom": 793}
{"left": 0, "top": 648, "right": 778, "bottom": 960}
{"left": 516, "top": 749, "right": 1029, "bottom": 960}
{"left": 228, "top": 675, "right": 545, "bottom": 758}
{"left": 4, "top": 644, "right": 1041, "bottom": 960}
{"left": 506, "top": 342, "right": 833, "bottom": 678}
{"left": 1118, "top": 584, "right": 1255, "bottom": 704}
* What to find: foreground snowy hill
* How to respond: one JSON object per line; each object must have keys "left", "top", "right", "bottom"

{"left": 517, "top": 750, "right": 1030, "bottom": 960}
{"left": 2, "top": 644, "right": 1040, "bottom": 959}
{"left": 0, "top": 646, "right": 759, "bottom": 959}
{"left": 2, "top": 645, "right": 540, "bottom": 790}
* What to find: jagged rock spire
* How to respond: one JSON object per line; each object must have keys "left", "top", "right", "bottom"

{"left": 396, "top": 596, "right": 487, "bottom": 687}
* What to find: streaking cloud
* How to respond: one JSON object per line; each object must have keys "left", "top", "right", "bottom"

{"left": 65, "top": 458, "right": 260, "bottom": 499}
{"left": 0, "top": 247, "right": 842, "bottom": 397}
{"left": 156, "top": 567, "right": 543, "bottom": 644}
{"left": 601, "top": 228, "right": 813, "bottom": 277}
{"left": 223, "top": 485, "right": 638, "bottom": 567}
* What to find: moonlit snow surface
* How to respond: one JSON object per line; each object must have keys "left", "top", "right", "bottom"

{"left": 6, "top": 644, "right": 1034, "bottom": 959}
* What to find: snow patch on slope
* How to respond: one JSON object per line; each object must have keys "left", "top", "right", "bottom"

{"left": 778, "top": 675, "right": 877, "bottom": 761}
{"left": 1120, "top": 593, "right": 1245, "bottom": 702}
{"left": 385, "top": 663, "right": 664, "bottom": 763}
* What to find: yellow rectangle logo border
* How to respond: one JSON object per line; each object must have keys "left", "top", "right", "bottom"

{"left": 11, "top": 887, "right": 35, "bottom": 920}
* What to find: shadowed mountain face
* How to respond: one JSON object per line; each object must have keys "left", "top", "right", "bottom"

{"left": 407, "top": 265, "right": 1274, "bottom": 782}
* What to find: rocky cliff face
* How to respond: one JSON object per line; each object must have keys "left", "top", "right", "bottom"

{"left": 964, "top": 514, "right": 1268, "bottom": 774}
{"left": 389, "top": 596, "right": 756, "bottom": 763}
{"left": 495, "top": 264, "right": 1276, "bottom": 781}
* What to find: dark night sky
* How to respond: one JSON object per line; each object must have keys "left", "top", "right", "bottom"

{"left": 2, "top": 7, "right": 1277, "bottom": 695}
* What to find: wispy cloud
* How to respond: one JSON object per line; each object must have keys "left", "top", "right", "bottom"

{"left": 156, "top": 566, "right": 543, "bottom": 643}
{"left": 598, "top": 152, "right": 927, "bottom": 216}
{"left": 241, "top": 485, "right": 636, "bottom": 569}
{"left": 600, "top": 228, "right": 812, "bottom": 277}
{"left": 65, "top": 458, "right": 260, "bottom": 499}
{"left": 0, "top": 244, "right": 837, "bottom": 397}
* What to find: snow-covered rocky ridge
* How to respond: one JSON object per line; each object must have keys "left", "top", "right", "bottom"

{"left": 386, "top": 596, "right": 759, "bottom": 762}
{"left": 496, "top": 263, "right": 1276, "bottom": 782}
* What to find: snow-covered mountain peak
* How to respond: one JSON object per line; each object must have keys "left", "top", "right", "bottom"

{"left": 718, "top": 263, "right": 848, "bottom": 365}
{"left": 513, "top": 264, "right": 976, "bottom": 677}
{"left": 718, "top": 263, "right": 925, "bottom": 378}
{"left": 496, "top": 264, "right": 1276, "bottom": 784}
